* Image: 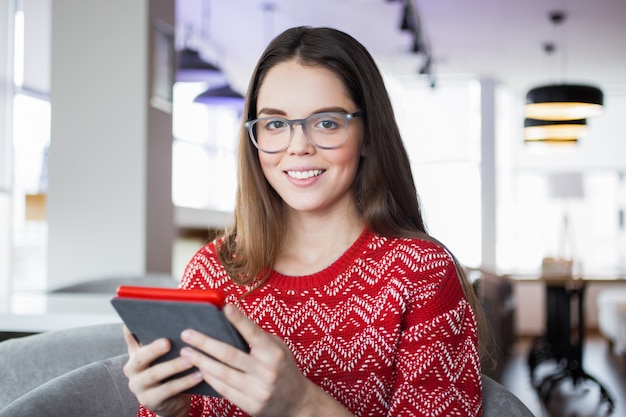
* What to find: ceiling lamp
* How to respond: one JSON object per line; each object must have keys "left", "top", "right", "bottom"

{"left": 179, "top": 0, "right": 245, "bottom": 108}
{"left": 523, "top": 118, "right": 587, "bottom": 144}
{"left": 176, "top": 47, "right": 224, "bottom": 83}
{"left": 194, "top": 84, "right": 244, "bottom": 107}
{"left": 526, "top": 84, "right": 603, "bottom": 121}
{"left": 178, "top": 47, "right": 220, "bottom": 72}
{"left": 524, "top": 11, "right": 604, "bottom": 122}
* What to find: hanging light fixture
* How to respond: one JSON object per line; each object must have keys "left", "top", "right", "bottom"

{"left": 524, "top": 11, "right": 604, "bottom": 122}
{"left": 523, "top": 118, "right": 587, "bottom": 144}
{"left": 526, "top": 84, "right": 603, "bottom": 121}
{"left": 193, "top": 84, "right": 243, "bottom": 106}
{"left": 187, "top": 0, "right": 243, "bottom": 106}
{"left": 193, "top": 2, "right": 276, "bottom": 108}
{"left": 176, "top": 46, "right": 224, "bottom": 83}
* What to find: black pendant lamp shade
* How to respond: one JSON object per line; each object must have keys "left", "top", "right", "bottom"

{"left": 178, "top": 47, "right": 220, "bottom": 71}
{"left": 525, "top": 84, "right": 604, "bottom": 121}
{"left": 176, "top": 47, "right": 225, "bottom": 84}
{"left": 523, "top": 117, "right": 587, "bottom": 143}
{"left": 194, "top": 84, "right": 244, "bottom": 107}
{"left": 177, "top": 48, "right": 242, "bottom": 107}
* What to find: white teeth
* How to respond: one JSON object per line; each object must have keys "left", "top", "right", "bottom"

{"left": 287, "top": 170, "right": 323, "bottom": 179}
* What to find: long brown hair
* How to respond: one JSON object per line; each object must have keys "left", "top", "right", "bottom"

{"left": 216, "top": 27, "right": 486, "bottom": 352}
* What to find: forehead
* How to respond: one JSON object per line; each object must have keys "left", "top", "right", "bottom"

{"left": 256, "top": 60, "right": 354, "bottom": 115}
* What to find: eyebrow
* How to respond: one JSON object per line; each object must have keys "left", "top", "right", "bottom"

{"left": 257, "top": 106, "right": 351, "bottom": 117}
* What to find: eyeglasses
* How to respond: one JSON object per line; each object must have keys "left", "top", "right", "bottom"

{"left": 245, "top": 111, "right": 363, "bottom": 154}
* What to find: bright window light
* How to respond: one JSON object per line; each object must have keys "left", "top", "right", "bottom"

{"left": 171, "top": 82, "right": 238, "bottom": 211}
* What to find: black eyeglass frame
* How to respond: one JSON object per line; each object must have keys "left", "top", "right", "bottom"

{"left": 245, "top": 111, "right": 363, "bottom": 154}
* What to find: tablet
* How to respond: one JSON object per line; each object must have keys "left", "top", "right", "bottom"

{"left": 111, "top": 286, "right": 249, "bottom": 396}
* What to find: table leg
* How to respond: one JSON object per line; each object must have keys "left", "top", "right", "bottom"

{"left": 527, "top": 282, "right": 615, "bottom": 414}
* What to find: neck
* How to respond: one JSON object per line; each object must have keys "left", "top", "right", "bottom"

{"left": 275, "top": 207, "right": 365, "bottom": 276}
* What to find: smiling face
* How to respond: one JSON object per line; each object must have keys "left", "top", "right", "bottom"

{"left": 254, "top": 59, "right": 365, "bottom": 219}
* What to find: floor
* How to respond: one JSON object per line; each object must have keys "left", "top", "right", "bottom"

{"left": 500, "top": 333, "right": 626, "bottom": 417}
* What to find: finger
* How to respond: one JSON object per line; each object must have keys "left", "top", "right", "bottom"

{"left": 223, "top": 304, "right": 266, "bottom": 347}
{"left": 179, "top": 346, "right": 249, "bottom": 398}
{"left": 181, "top": 329, "right": 250, "bottom": 371}
{"left": 122, "top": 325, "right": 140, "bottom": 354}
{"left": 180, "top": 345, "right": 283, "bottom": 414}
{"left": 124, "top": 336, "right": 171, "bottom": 378}
{"left": 224, "top": 304, "right": 287, "bottom": 364}
{"left": 133, "top": 367, "right": 199, "bottom": 413}
{"left": 185, "top": 305, "right": 286, "bottom": 369}
{"left": 131, "top": 357, "right": 203, "bottom": 400}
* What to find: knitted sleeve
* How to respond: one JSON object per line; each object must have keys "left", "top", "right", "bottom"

{"left": 387, "top": 243, "right": 483, "bottom": 416}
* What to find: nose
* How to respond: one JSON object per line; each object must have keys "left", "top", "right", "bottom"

{"left": 286, "top": 122, "right": 315, "bottom": 155}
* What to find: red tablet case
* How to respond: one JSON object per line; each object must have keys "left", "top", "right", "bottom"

{"left": 111, "top": 286, "right": 248, "bottom": 396}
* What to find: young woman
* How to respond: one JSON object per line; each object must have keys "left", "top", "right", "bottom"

{"left": 123, "top": 26, "right": 483, "bottom": 417}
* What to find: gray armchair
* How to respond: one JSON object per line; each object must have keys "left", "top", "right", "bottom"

{"left": 0, "top": 323, "right": 534, "bottom": 417}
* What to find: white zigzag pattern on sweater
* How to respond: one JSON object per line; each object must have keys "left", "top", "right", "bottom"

{"left": 168, "top": 233, "right": 482, "bottom": 417}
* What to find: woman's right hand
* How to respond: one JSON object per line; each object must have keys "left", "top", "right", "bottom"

{"left": 122, "top": 326, "right": 202, "bottom": 417}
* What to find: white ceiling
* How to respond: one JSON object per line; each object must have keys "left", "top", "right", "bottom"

{"left": 176, "top": 0, "right": 626, "bottom": 97}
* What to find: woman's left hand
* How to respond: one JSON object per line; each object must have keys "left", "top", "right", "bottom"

{"left": 180, "top": 304, "right": 345, "bottom": 417}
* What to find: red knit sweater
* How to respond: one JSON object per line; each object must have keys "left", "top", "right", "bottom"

{"left": 138, "top": 229, "right": 482, "bottom": 416}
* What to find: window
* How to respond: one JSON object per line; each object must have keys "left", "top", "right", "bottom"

{"left": 171, "top": 82, "right": 238, "bottom": 212}
{"left": 498, "top": 170, "right": 626, "bottom": 274}
{"left": 6, "top": 1, "right": 51, "bottom": 293}
{"left": 391, "top": 75, "right": 482, "bottom": 267}
{"left": 11, "top": 93, "right": 50, "bottom": 291}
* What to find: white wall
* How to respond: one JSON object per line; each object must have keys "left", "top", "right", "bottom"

{"left": 47, "top": 0, "right": 174, "bottom": 289}
{"left": 513, "top": 281, "right": 545, "bottom": 335}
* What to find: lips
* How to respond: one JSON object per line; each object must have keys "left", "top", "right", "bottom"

{"left": 286, "top": 169, "right": 325, "bottom": 180}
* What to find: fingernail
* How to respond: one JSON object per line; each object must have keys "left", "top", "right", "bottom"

{"left": 181, "top": 329, "right": 193, "bottom": 341}
{"left": 180, "top": 347, "right": 193, "bottom": 359}
{"left": 158, "top": 339, "right": 169, "bottom": 352}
